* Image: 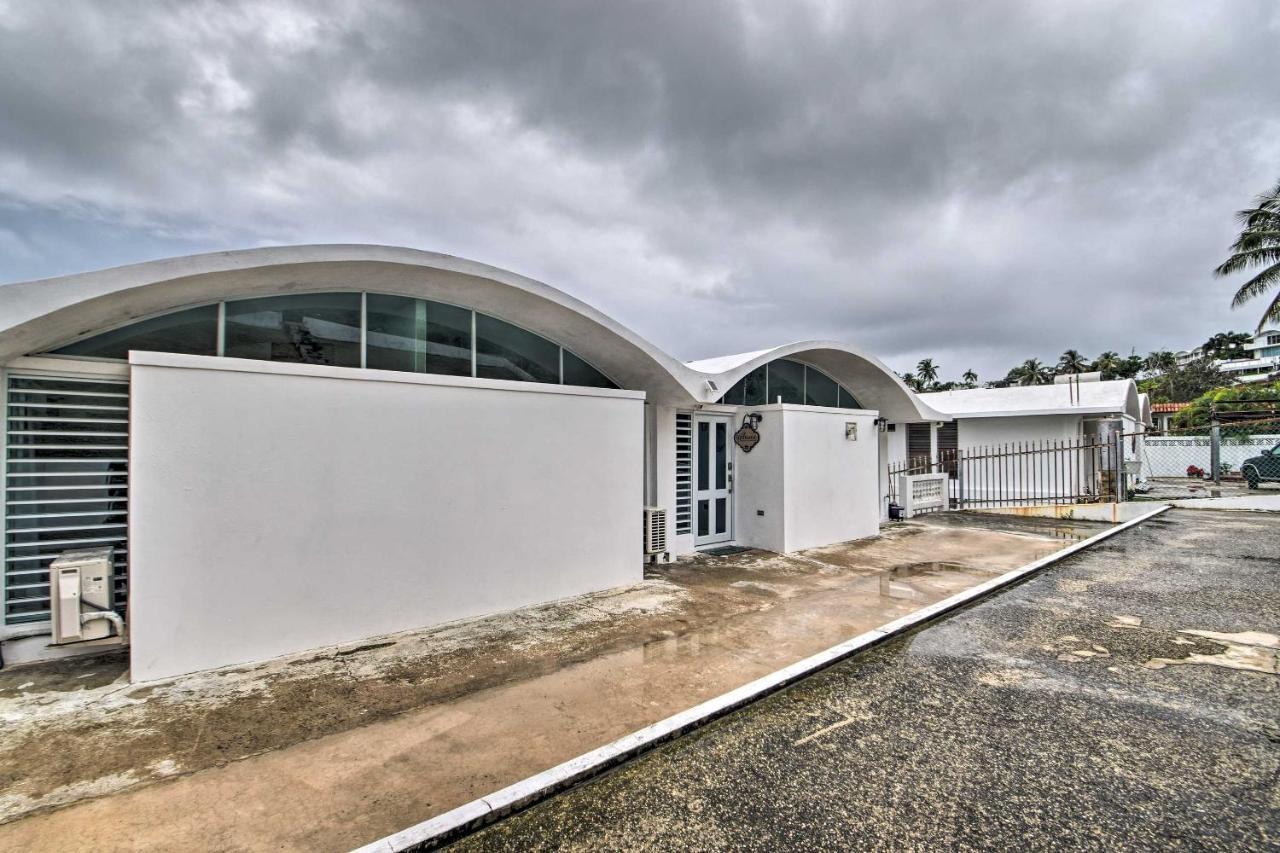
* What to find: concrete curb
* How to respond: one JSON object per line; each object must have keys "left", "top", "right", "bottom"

{"left": 351, "top": 504, "right": 1172, "bottom": 853}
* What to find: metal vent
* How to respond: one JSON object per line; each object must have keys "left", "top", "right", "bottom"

{"left": 643, "top": 506, "right": 667, "bottom": 556}
{"left": 674, "top": 412, "right": 692, "bottom": 534}
{"left": 5, "top": 375, "right": 129, "bottom": 625}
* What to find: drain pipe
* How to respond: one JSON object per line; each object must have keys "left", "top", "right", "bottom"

{"left": 81, "top": 611, "right": 126, "bottom": 640}
{"left": 80, "top": 598, "right": 127, "bottom": 641}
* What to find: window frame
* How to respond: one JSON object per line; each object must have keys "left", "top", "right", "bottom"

{"left": 41, "top": 292, "right": 620, "bottom": 390}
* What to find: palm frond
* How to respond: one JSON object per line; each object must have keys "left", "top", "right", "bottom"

{"left": 1215, "top": 246, "right": 1280, "bottom": 277}
{"left": 1231, "top": 261, "right": 1280, "bottom": 306}
{"left": 1261, "top": 290, "right": 1280, "bottom": 332}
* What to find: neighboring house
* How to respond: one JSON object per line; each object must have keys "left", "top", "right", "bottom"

{"left": 1176, "top": 329, "right": 1280, "bottom": 384}
{"left": 912, "top": 373, "right": 1145, "bottom": 457}
{"left": 0, "top": 245, "right": 945, "bottom": 680}
{"left": 1151, "top": 401, "right": 1190, "bottom": 431}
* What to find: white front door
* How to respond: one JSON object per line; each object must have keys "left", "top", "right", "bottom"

{"left": 693, "top": 414, "right": 733, "bottom": 545}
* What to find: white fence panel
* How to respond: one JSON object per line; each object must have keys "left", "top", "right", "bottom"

{"left": 899, "top": 472, "right": 948, "bottom": 517}
{"left": 1142, "top": 434, "right": 1280, "bottom": 478}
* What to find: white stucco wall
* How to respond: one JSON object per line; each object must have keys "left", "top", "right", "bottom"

{"left": 780, "top": 407, "right": 881, "bottom": 551}
{"left": 955, "top": 414, "right": 1084, "bottom": 450}
{"left": 128, "top": 352, "right": 644, "bottom": 681}
{"left": 734, "top": 405, "right": 879, "bottom": 553}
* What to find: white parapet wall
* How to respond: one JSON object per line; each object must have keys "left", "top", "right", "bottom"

{"left": 735, "top": 404, "right": 881, "bottom": 553}
{"left": 128, "top": 352, "right": 644, "bottom": 682}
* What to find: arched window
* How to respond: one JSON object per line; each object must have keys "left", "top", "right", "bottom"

{"left": 717, "top": 358, "right": 861, "bottom": 408}
{"left": 48, "top": 293, "right": 617, "bottom": 389}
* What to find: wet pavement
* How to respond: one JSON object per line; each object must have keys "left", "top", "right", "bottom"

{"left": 459, "top": 508, "right": 1280, "bottom": 852}
{"left": 0, "top": 514, "right": 1095, "bottom": 852}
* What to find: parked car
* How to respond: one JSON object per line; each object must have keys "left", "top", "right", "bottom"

{"left": 1242, "top": 443, "right": 1280, "bottom": 489}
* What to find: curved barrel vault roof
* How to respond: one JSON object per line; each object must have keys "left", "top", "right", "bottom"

{"left": 0, "top": 244, "right": 940, "bottom": 417}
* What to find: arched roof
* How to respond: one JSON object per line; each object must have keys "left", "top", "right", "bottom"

{"left": 686, "top": 342, "right": 948, "bottom": 422}
{"left": 0, "top": 245, "right": 704, "bottom": 405}
{"left": 0, "top": 244, "right": 941, "bottom": 417}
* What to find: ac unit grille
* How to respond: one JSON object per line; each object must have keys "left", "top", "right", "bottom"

{"left": 643, "top": 507, "right": 667, "bottom": 555}
{"left": 675, "top": 412, "right": 692, "bottom": 534}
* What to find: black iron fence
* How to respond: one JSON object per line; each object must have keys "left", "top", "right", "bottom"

{"left": 889, "top": 413, "right": 1280, "bottom": 512}
{"left": 888, "top": 435, "right": 1121, "bottom": 511}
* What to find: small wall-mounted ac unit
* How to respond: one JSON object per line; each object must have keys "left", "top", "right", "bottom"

{"left": 643, "top": 507, "right": 668, "bottom": 561}
{"left": 49, "top": 547, "right": 123, "bottom": 645}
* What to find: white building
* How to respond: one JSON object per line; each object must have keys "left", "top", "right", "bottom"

{"left": 915, "top": 374, "right": 1145, "bottom": 455}
{"left": 0, "top": 245, "right": 946, "bottom": 680}
{"left": 1176, "top": 329, "right": 1280, "bottom": 384}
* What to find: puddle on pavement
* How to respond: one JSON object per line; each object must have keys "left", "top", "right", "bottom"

{"left": 1145, "top": 629, "right": 1280, "bottom": 675}
{"left": 879, "top": 561, "right": 975, "bottom": 599}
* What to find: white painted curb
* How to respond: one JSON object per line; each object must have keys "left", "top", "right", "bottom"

{"left": 352, "top": 504, "right": 1172, "bottom": 852}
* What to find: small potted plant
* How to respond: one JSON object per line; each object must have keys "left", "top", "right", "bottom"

{"left": 1186, "top": 464, "right": 1205, "bottom": 478}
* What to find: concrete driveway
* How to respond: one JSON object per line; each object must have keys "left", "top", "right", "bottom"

{"left": 460, "top": 508, "right": 1280, "bottom": 851}
{"left": 0, "top": 514, "right": 1096, "bottom": 852}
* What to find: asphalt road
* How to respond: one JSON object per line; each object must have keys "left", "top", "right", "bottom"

{"left": 456, "top": 509, "right": 1280, "bottom": 852}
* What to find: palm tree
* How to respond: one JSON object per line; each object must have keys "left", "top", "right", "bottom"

{"left": 1201, "top": 331, "right": 1253, "bottom": 360}
{"left": 1214, "top": 179, "right": 1280, "bottom": 329}
{"left": 961, "top": 368, "right": 978, "bottom": 388}
{"left": 1057, "top": 349, "right": 1089, "bottom": 374}
{"left": 900, "top": 371, "right": 921, "bottom": 391}
{"left": 1092, "top": 351, "right": 1121, "bottom": 379}
{"left": 1009, "top": 358, "right": 1051, "bottom": 386}
{"left": 915, "top": 358, "right": 939, "bottom": 388}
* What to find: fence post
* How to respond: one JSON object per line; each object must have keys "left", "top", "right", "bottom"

{"left": 1210, "top": 418, "right": 1221, "bottom": 485}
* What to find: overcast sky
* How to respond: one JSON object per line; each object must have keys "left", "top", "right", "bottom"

{"left": 1, "top": 1, "right": 1277, "bottom": 380}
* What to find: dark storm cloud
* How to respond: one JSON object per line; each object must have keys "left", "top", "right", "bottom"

{"left": 0, "top": 0, "right": 1277, "bottom": 380}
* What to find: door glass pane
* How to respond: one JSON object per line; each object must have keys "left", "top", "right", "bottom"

{"left": 697, "top": 500, "right": 709, "bottom": 537}
{"left": 562, "top": 350, "right": 617, "bottom": 389}
{"left": 366, "top": 294, "right": 425, "bottom": 372}
{"left": 697, "top": 422, "right": 709, "bottom": 490}
{"left": 742, "top": 365, "right": 767, "bottom": 406}
{"left": 805, "top": 367, "right": 839, "bottom": 407}
{"left": 715, "top": 498, "right": 726, "bottom": 534}
{"left": 767, "top": 359, "right": 805, "bottom": 404}
{"left": 475, "top": 314, "right": 560, "bottom": 383}
{"left": 424, "top": 301, "right": 473, "bottom": 377}
{"left": 225, "top": 293, "right": 361, "bottom": 366}
{"left": 52, "top": 304, "right": 218, "bottom": 360}
{"left": 715, "top": 423, "right": 726, "bottom": 489}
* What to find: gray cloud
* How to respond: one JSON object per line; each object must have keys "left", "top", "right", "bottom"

{"left": 0, "top": 0, "right": 1277, "bottom": 381}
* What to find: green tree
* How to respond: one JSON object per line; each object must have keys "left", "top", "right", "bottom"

{"left": 1201, "top": 331, "right": 1253, "bottom": 360}
{"left": 1137, "top": 358, "right": 1224, "bottom": 404}
{"left": 962, "top": 368, "right": 978, "bottom": 388}
{"left": 1173, "top": 380, "right": 1280, "bottom": 429}
{"left": 1091, "top": 351, "right": 1121, "bottom": 379}
{"left": 1007, "top": 358, "right": 1052, "bottom": 386}
{"left": 1113, "top": 354, "right": 1146, "bottom": 380}
{"left": 1057, "top": 349, "right": 1089, "bottom": 374}
{"left": 1143, "top": 350, "right": 1178, "bottom": 374}
{"left": 1214, "top": 179, "right": 1280, "bottom": 329}
{"left": 899, "top": 371, "right": 921, "bottom": 392}
{"left": 916, "top": 358, "right": 939, "bottom": 388}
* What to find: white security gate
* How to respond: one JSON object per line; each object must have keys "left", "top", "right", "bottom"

{"left": 4, "top": 374, "right": 129, "bottom": 626}
{"left": 693, "top": 413, "right": 732, "bottom": 545}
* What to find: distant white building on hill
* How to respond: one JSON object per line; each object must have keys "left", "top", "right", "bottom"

{"left": 1176, "top": 329, "right": 1280, "bottom": 384}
